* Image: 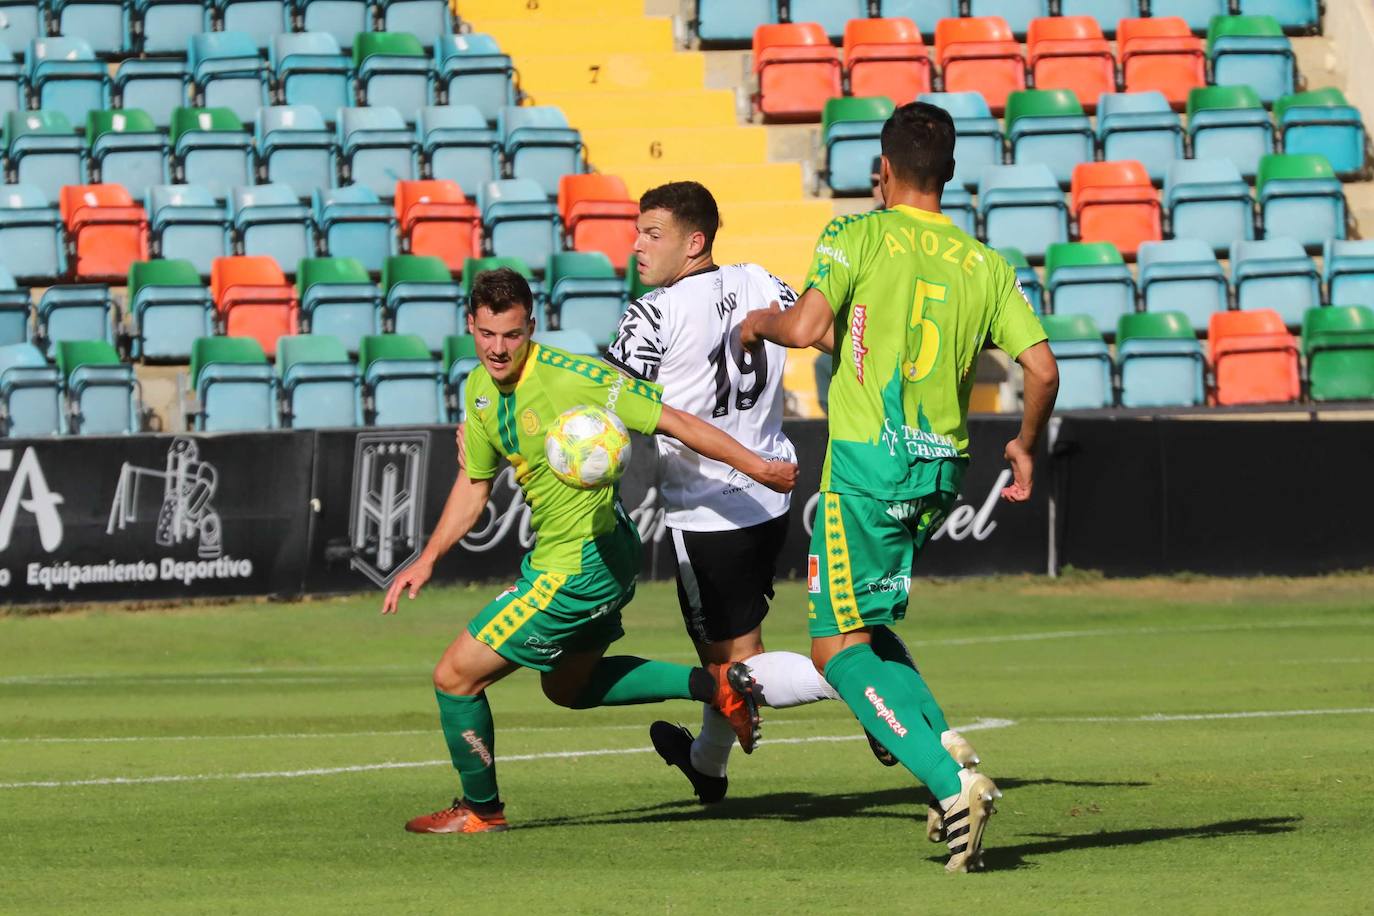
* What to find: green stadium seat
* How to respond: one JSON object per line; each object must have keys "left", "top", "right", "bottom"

{"left": 998, "top": 246, "right": 1043, "bottom": 314}
{"left": 296, "top": 256, "right": 382, "bottom": 355}
{"left": 443, "top": 332, "right": 479, "bottom": 421}
{"left": 55, "top": 339, "right": 138, "bottom": 435}
{"left": 1301, "top": 305, "right": 1374, "bottom": 402}
{"left": 1115, "top": 311, "right": 1205, "bottom": 407}
{"left": 189, "top": 335, "right": 276, "bottom": 431}
{"left": 1042, "top": 313, "right": 1112, "bottom": 409}
{"left": 127, "top": 258, "right": 213, "bottom": 362}
{"left": 358, "top": 332, "right": 445, "bottom": 426}
{"left": 1275, "top": 88, "right": 1366, "bottom": 177}
{"left": 1005, "top": 89, "right": 1094, "bottom": 187}
{"left": 1206, "top": 15, "right": 1294, "bottom": 104}
{"left": 169, "top": 106, "right": 254, "bottom": 199}
{"left": 1185, "top": 85, "right": 1273, "bottom": 180}
{"left": 822, "top": 96, "right": 894, "bottom": 195}
{"left": 382, "top": 254, "right": 462, "bottom": 353}
{"left": 1256, "top": 152, "right": 1345, "bottom": 252}
{"left": 85, "top": 108, "right": 169, "bottom": 197}
{"left": 277, "top": 333, "right": 361, "bottom": 428}
{"left": 1046, "top": 241, "right": 1135, "bottom": 337}
{"left": 547, "top": 251, "right": 625, "bottom": 349}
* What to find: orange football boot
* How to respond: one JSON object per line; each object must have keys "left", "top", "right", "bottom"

{"left": 405, "top": 799, "right": 509, "bottom": 834}
{"left": 708, "top": 661, "right": 761, "bottom": 753}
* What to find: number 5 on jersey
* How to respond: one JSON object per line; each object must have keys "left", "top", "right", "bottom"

{"left": 906, "top": 279, "right": 943, "bottom": 383}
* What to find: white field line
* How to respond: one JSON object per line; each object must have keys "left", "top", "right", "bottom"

{"left": 1035, "top": 707, "right": 1374, "bottom": 723}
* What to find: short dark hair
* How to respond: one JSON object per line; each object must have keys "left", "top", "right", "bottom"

{"left": 639, "top": 181, "right": 720, "bottom": 250}
{"left": 880, "top": 101, "right": 956, "bottom": 193}
{"left": 469, "top": 267, "right": 534, "bottom": 319}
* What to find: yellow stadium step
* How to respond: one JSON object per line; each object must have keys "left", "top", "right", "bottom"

{"left": 581, "top": 126, "right": 767, "bottom": 168}
{"left": 528, "top": 90, "right": 736, "bottom": 130}
{"left": 514, "top": 52, "right": 705, "bottom": 94}
{"left": 711, "top": 235, "right": 816, "bottom": 288}
{"left": 720, "top": 200, "right": 835, "bottom": 238}
{"left": 783, "top": 348, "right": 825, "bottom": 419}
{"left": 464, "top": 17, "right": 674, "bottom": 56}
{"left": 455, "top": 0, "right": 643, "bottom": 19}
{"left": 617, "top": 163, "right": 804, "bottom": 203}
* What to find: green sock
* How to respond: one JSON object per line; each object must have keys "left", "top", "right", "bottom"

{"left": 570, "top": 656, "right": 704, "bottom": 709}
{"left": 435, "top": 689, "right": 500, "bottom": 806}
{"left": 871, "top": 625, "right": 951, "bottom": 735}
{"left": 824, "top": 644, "right": 961, "bottom": 800}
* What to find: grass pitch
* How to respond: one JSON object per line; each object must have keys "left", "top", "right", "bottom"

{"left": 2, "top": 574, "right": 1372, "bottom": 915}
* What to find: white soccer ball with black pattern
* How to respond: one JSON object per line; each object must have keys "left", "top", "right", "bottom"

{"left": 544, "top": 405, "right": 632, "bottom": 490}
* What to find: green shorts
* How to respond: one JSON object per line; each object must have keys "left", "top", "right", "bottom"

{"left": 467, "top": 513, "right": 640, "bottom": 672}
{"left": 807, "top": 489, "right": 956, "bottom": 638}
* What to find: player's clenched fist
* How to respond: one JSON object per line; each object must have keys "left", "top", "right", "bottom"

{"left": 750, "top": 459, "right": 798, "bottom": 494}
{"left": 381, "top": 556, "right": 435, "bottom": 615}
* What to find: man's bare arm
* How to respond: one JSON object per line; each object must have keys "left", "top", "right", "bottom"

{"left": 1001, "top": 341, "right": 1059, "bottom": 503}
{"left": 382, "top": 472, "right": 492, "bottom": 613}
{"left": 655, "top": 405, "right": 798, "bottom": 494}
{"left": 741, "top": 288, "right": 834, "bottom": 349}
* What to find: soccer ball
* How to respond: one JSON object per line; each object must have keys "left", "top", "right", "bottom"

{"left": 544, "top": 405, "right": 632, "bottom": 490}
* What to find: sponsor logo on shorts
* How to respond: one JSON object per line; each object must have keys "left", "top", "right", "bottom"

{"left": 850, "top": 305, "right": 869, "bottom": 383}
{"left": 864, "top": 573, "right": 911, "bottom": 595}
{"left": 523, "top": 636, "right": 562, "bottom": 658}
{"left": 462, "top": 729, "right": 493, "bottom": 766}
{"left": 864, "top": 686, "right": 908, "bottom": 738}
{"left": 498, "top": 585, "right": 518, "bottom": 597}
{"left": 807, "top": 554, "right": 821, "bottom": 593}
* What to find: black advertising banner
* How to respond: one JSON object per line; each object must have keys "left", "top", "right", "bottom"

{"left": 0, "top": 432, "right": 314, "bottom": 605}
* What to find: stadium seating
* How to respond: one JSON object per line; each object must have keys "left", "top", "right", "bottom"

{"left": 434, "top": 34, "right": 516, "bottom": 124}
{"left": 0, "top": 1, "right": 43, "bottom": 52}
{"left": 0, "top": 341, "right": 63, "bottom": 435}
{"left": 1136, "top": 239, "right": 1229, "bottom": 331}
{"left": 1257, "top": 153, "right": 1345, "bottom": 251}
{"left": 382, "top": 254, "right": 461, "bottom": 353}
{"left": 419, "top": 105, "right": 500, "bottom": 195}
{"left": 189, "top": 335, "right": 276, "bottom": 431}
{"left": 752, "top": 23, "right": 843, "bottom": 121}
{"left": 443, "top": 332, "right": 478, "bottom": 420}
{"left": 1230, "top": 237, "right": 1319, "bottom": 328}
{"left": 26, "top": 38, "right": 108, "bottom": 129}
{"left": 1323, "top": 239, "right": 1374, "bottom": 309}
{"left": 1149, "top": 0, "right": 1228, "bottom": 32}
{"left": 1042, "top": 313, "right": 1112, "bottom": 408}
{"left": 313, "top": 185, "right": 397, "bottom": 272}
{"left": 696, "top": 0, "right": 769, "bottom": 43}
{"left": 354, "top": 31, "right": 433, "bottom": 115}
{"left": 55, "top": 339, "right": 138, "bottom": 435}
{"left": 480, "top": 178, "right": 561, "bottom": 268}
{"left": 978, "top": 163, "right": 1068, "bottom": 261}
{"left": 1276, "top": 89, "right": 1365, "bottom": 178}
{"left": 558, "top": 173, "right": 638, "bottom": 271}
{"left": 358, "top": 332, "right": 444, "bottom": 425}
{"left": 214, "top": 0, "right": 288, "bottom": 50}
{"left": 966, "top": 0, "right": 1049, "bottom": 36}
{"left": 1186, "top": 85, "right": 1274, "bottom": 181}
{"left": 5, "top": 111, "right": 84, "bottom": 205}
{"left": 111, "top": 60, "right": 189, "bottom": 130}
{"left": 919, "top": 92, "right": 1004, "bottom": 191}
{"left": 533, "top": 328, "right": 598, "bottom": 355}
{"left": 823, "top": 96, "right": 894, "bottom": 195}
{"left": 296, "top": 256, "right": 382, "bottom": 355}
{"left": 229, "top": 183, "right": 314, "bottom": 271}
{"left": 1115, "top": 311, "right": 1206, "bottom": 408}
{"left": 1096, "top": 92, "right": 1185, "bottom": 184}
{"left": 1057, "top": 0, "right": 1135, "bottom": 36}
{"left": 1208, "top": 15, "right": 1294, "bottom": 105}
{"left": 35, "top": 284, "right": 114, "bottom": 358}
{"left": 547, "top": 252, "right": 625, "bottom": 349}
{"left": 942, "top": 185, "right": 975, "bottom": 235}
{"left": 0, "top": 44, "right": 22, "bottom": 120}
{"left": 934, "top": 17, "right": 1024, "bottom": 115}
{"left": 60, "top": 184, "right": 149, "bottom": 282}
{"left": 210, "top": 255, "right": 299, "bottom": 357}
{"left": 1163, "top": 158, "right": 1255, "bottom": 256}
{"left": 298, "top": 0, "right": 371, "bottom": 51}
{"left": 1118, "top": 18, "right": 1205, "bottom": 109}
{"left": 86, "top": 109, "right": 169, "bottom": 199}
{"left": 379, "top": 0, "right": 450, "bottom": 43}
{"left": 786, "top": 0, "right": 866, "bottom": 38}
{"left": 1025, "top": 16, "right": 1116, "bottom": 112}
{"left": 127, "top": 258, "right": 214, "bottom": 362}
{"left": 170, "top": 107, "right": 254, "bottom": 200}
{"left": 394, "top": 179, "right": 480, "bottom": 271}
{"left": 0, "top": 266, "right": 30, "bottom": 345}
{"left": 1004, "top": 89, "right": 1094, "bottom": 187}
{"left": 842, "top": 18, "right": 932, "bottom": 105}
{"left": 999, "top": 247, "right": 1043, "bottom": 313}
{"left": 189, "top": 32, "right": 270, "bottom": 124}
{"left": 498, "top": 106, "right": 584, "bottom": 198}
{"left": 1209, "top": 307, "right": 1300, "bottom": 405}
{"left": 337, "top": 106, "right": 418, "bottom": 198}
{"left": 271, "top": 33, "right": 353, "bottom": 116}
{"left": 1302, "top": 305, "right": 1374, "bottom": 402}
{"left": 0, "top": 183, "right": 65, "bottom": 282}
{"left": 135, "top": 0, "right": 205, "bottom": 55}
{"left": 277, "top": 333, "right": 361, "bottom": 428}
{"left": 1237, "top": 0, "right": 1320, "bottom": 31}
{"left": 463, "top": 256, "right": 542, "bottom": 320}
{"left": 256, "top": 105, "right": 337, "bottom": 200}
{"left": 1046, "top": 241, "right": 1136, "bottom": 335}
{"left": 1071, "top": 160, "right": 1161, "bottom": 257}
{"left": 52, "top": 0, "right": 126, "bottom": 56}
{"left": 147, "top": 183, "right": 231, "bottom": 276}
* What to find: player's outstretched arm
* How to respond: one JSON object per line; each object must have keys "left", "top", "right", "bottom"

{"left": 1001, "top": 341, "right": 1059, "bottom": 503}
{"left": 740, "top": 288, "right": 834, "bottom": 350}
{"left": 655, "top": 405, "right": 798, "bottom": 494}
{"left": 381, "top": 472, "right": 493, "bottom": 614}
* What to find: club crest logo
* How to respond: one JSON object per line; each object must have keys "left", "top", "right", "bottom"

{"left": 521, "top": 408, "right": 540, "bottom": 436}
{"left": 349, "top": 432, "right": 428, "bottom": 587}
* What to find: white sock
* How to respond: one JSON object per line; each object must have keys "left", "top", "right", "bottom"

{"left": 939, "top": 792, "right": 961, "bottom": 812}
{"left": 689, "top": 706, "right": 735, "bottom": 777}
{"left": 744, "top": 651, "right": 839, "bottom": 708}
{"left": 940, "top": 729, "right": 962, "bottom": 748}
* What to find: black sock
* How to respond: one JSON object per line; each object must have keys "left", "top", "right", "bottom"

{"left": 464, "top": 796, "right": 504, "bottom": 816}
{"left": 688, "top": 667, "right": 715, "bottom": 703}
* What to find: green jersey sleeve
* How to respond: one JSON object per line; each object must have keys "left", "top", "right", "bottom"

{"left": 805, "top": 217, "right": 860, "bottom": 315}
{"left": 550, "top": 355, "right": 665, "bottom": 435}
{"left": 463, "top": 384, "right": 502, "bottom": 481}
{"left": 987, "top": 254, "right": 1048, "bottom": 360}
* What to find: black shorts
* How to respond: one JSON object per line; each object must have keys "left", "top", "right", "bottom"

{"left": 671, "top": 513, "right": 790, "bottom": 644}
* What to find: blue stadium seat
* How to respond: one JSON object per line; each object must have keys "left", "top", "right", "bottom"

{"left": 999, "top": 247, "right": 1043, "bottom": 314}
{"left": 271, "top": 33, "right": 353, "bottom": 116}
{"left": 296, "top": 256, "right": 382, "bottom": 355}
{"left": 1096, "top": 92, "right": 1183, "bottom": 185}
{"left": 0, "top": 265, "right": 30, "bottom": 345}
{"left": 1277, "top": 89, "right": 1365, "bottom": 178}
{"left": 0, "top": 341, "right": 62, "bottom": 435}
{"left": 498, "top": 106, "right": 584, "bottom": 199}
{"left": 782, "top": 0, "right": 865, "bottom": 39}
{"left": 147, "top": 183, "right": 231, "bottom": 275}
{"left": 127, "top": 259, "right": 214, "bottom": 362}
{"left": 918, "top": 92, "right": 1003, "bottom": 191}
{"left": 213, "top": 0, "right": 289, "bottom": 51}
{"left": 1323, "top": 239, "right": 1374, "bottom": 309}
{"left": 189, "top": 32, "right": 270, "bottom": 125}
{"left": 419, "top": 105, "right": 499, "bottom": 194}
{"left": 977, "top": 163, "right": 1068, "bottom": 262}
{"left": 1136, "top": 238, "right": 1228, "bottom": 330}
{"left": 1236, "top": 0, "right": 1320, "bottom": 31}
{"left": 313, "top": 184, "right": 397, "bottom": 272}
{"left": 822, "top": 96, "right": 891, "bottom": 196}
{"left": 0, "top": 41, "right": 24, "bottom": 119}
{"left": 1186, "top": 85, "right": 1273, "bottom": 181}
{"left": 4, "top": 111, "right": 84, "bottom": 206}
{"left": 55, "top": 339, "right": 138, "bottom": 435}
{"left": 190, "top": 336, "right": 277, "bottom": 431}
{"left": 480, "top": 178, "right": 562, "bottom": 266}
{"left": 1057, "top": 0, "right": 1136, "bottom": 36}
{"left": 533, "top": 328, "right": 598, "bottom": 356}
{"left": 1257, "top": 153, "right": 1345, "bottom": 251}
{"left": 298, "top": 0, "right": 373, "bottom": 52}
{"left": 1230, "top": 237, "right": 1319, "bottom": 328}
{"left": 941, "top": 186, "right": 975, "bottom": 236}
{"left": 1042, "top": 314, "right": 1113, "bottom": 409}
{"left": 435, "top": 34, "right": 515, "bottom": 124}
{"left": 377, "top": 0, "right": 451, "bottom": 46}
{"left": 26, "top": 38, "right": 109, "bottom": 129}
{"left": 1209, "top": 17, "right": 1294, "bottom": 105}
{"left": 1115, "top": 311, "right": 1206, "bottom": 408}
{"left": 256, "top": 105, "right": 337, "bottom": 199}
{"left": 277, "top": 333, "right": 361, "bottom": 428}
{"left": 1045, "top": 241, "right": 1136, "bottom": 336}
{"left": 1163, "top": 158, "right": 1254, "bottom": 257}
{"left": 171, "top": 106, "right": 254, "bottom": 200}
{"left": 354, "top": 32, "right": 433, "bottom": 115}
{"left": 86, "top": 109, "right": 170, "bottom": 199}
{"left": 0, "top": 184, "right": 65, "bottom": 283}
{"left": 0, "top": 2, "right": 43, "bottom": 52}
{"left": 132, "top": 0, "right": 207, "bottom": 55}
{"left": 36, "top": 285, "right": 114, "bottom": 358}
{"left": 443, "top": 334, "right": 479, "bottom": 420}
{"left": 111, "top": 60, "right": 190, "bottom": 129}
{"left": 50, "top": 0, "right": 128, "bottom": 56}
{"left": 1005, "top": 89, "right": 1094, "bottom": 187}
{"left": 1151, "top": 0, "right": 1226, "bottom": 32}
{"left": 359, "top": 332, "right": 444, "bottom": 426}
{"left": 382, "top": 255, "right": 462, "bottom": 353}
{"left": 337, "top": 106, "right": 417, "bottom": 198}
{"left": 876, "top": 1, "right": 958, "bottom": 35}
{"left": 696, "top": 0, "right": 770, "bottom": 43}
{"left": 230, "top": 183, "right": 314, "bottom": 271}
{"left": 967, "top": 0, "right": 1049, "bottom": 35}
{"left": 547, "top": 252, "right": 625, "bottom": 349}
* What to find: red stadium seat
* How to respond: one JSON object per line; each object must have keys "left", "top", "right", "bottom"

{"left": 1027, "top": 16, "right": 1117, "bottom": 113}
{"left": 1209, "top": 309, "right": 1301, "bottom": 405}
{"left": 934, "top": 16, "right": 1025, "bottom": 115}
{"left": 558, "top": 173, "right": 639, "bottom": 271}
{"left": 58, "top": 184, "right": 149, "bottom": 281}
{"left": 1118, "top": 17, "right": 1205, "bottom": 110}
{"left": 752, "top": 22, "right": 843, "bottom": 121}
{"left": 843, "top": 17, "right": 932, "bottom": 105}
{"left": 210, "top": 255, "right": 299, "bottom": 357}
{"left": 1071, "top": 160, "right": 1161, "bottom": 258}
{"left": 394, "top": 179, "right": 481, "bottom": 272}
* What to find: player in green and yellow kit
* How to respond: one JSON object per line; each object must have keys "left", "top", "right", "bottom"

{"left": 383, "top": 267, "right": 797, "bottom": 835}
{"left": 742, "top": 102, "right": 1059, "bottom": 872}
